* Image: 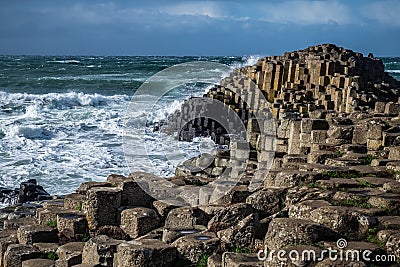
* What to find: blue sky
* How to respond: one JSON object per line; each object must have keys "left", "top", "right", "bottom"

{"left": 0, "top": 0, "right": 399, "bottom": 56}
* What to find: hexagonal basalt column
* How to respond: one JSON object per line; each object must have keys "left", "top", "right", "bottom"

{"left": 83, "top": 187, "right": 122, "bottom": 230}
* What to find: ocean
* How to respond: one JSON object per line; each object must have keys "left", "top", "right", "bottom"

{"left": 0, "top": 55, "right": 398, "bottom": 198}
{"left": 0, "top": 55, "right": 261, "bottom": 197}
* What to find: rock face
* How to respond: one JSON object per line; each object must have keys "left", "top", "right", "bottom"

{"left": 0, "top": 44, "right": 399, "bottom": 266}
{"left": 0, "top": 179, "right": 50, "bottom": 205}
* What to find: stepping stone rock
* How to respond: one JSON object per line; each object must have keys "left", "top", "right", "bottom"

{"left": 217, "top": 213, "right": 258, "bottom": 249}
{"left": 56, "top": 242, "right": 85, "bottom": 267}
{"left": 83, "top": 187, "right": 122, "bottom": 230}
{"left": 208, "top": 203, "right": 253, "bottom": 232}
{"left": 221, "top": 252, "right": 263, "bottom": 267}
{"left": 107, "top": 174, "right": 153, "bottom": 208}
{"left": 120, "top": 207, "right": 160, "bottom": 239}
{"left": 17, "top": 225, "right": 58, "bottom": 245}
{"left": 162, "top": 225, "right": 207, "bottom": 244}
{"left": 113, "top": 239, "right": 177, "bottom": 267}
{"left": 172, "top": 232, "right": 219, "bottom": 263}
{"left": 3, "top": 244, "right": 41, "bottom": 267}
{"left": 246, "top": 187, "right": 286, "bottom": 217}
{"left": 165, "top": 206, "right": 208, "bottom": 229}
{"left": 264, "top": 218, "right": 333, "bottom": 250}
{"left": 22, "top": 259, "right": 55, "bottom": 267}
{"left": 82, "top": 235, "right": 122, "bottom": 267}
{"left": 57, "top": 211, "right": 88, "bottom": 239}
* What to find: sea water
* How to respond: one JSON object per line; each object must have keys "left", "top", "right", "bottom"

{"left": 0, "top": 55, "right": 398, "bottom": 198}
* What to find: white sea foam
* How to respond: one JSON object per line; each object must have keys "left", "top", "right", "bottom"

{"left": 46, "top": 60, "right": 81, "bottom": 64}
{"left": 388, "top": 70, "right": 400, "bottom": 73}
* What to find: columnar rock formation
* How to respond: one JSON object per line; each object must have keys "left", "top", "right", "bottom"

{"left": 0, "top": 44, "right": 399, "bottom": 267}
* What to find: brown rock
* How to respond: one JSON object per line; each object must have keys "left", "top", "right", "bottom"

{"left": 83, "top": 187, "right": 122, "bottom": 230}
{"left": 17, "top": 225, "right": 58, "bottom": 245}
{"left": 82, "top": 235, "right": 122, "bottom": 267}
{"left": 113, "top": 239, "right": 177, "bottom": 267}
{"left": 3, "top": 244, "right": 41, "bottom": 267}
{"left": 119, "top": 207, "right": 160, "bottom": 239}
{"left": 22, "top": 259, "right": 55, "bottom": 267}
{"left": 172, "top": 232, "right": 219, "bottom": 263}
{"left": 264, "top": 218, "right": 334, "bottom": 250}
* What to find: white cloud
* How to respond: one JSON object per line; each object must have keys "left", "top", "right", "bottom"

{"left": 161, "top": 2, "right": 223, "bottom": 18}
{"left": 260, "top": 1, "right": 355, "bottom": 25}
{"left": 361, "top": 0, "right": 400, "bottom": 27}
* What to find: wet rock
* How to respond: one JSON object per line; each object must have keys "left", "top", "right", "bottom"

{"left": 172, "top": 232, "right": 219, "bottom": 263}
{"left": 18, "top": 179, "right": 51, "bottom": 204}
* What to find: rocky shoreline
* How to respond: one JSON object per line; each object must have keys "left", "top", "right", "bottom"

{"left": 0, "top": 44, "right": 400, "bottom": 266}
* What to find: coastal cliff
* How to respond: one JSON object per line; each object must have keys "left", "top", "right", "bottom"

{"left": 0, "top": 44, "right": 399, "bottom": 267}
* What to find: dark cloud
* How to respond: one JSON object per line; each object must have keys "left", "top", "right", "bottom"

{"left": 0, "top": 0, "right": 398, "bottom": 55}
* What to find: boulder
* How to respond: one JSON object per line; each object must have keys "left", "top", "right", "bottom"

{"left": 63, "top": 193, "right": 84, "bottom": 210}
{"left": 0, "top": 235, "right": 18, "bottom": 267}
{"left": 165, "top": 207, "right": 208, "bottom": 228}
{"left": 83, "top": 187, "right": 122, "bottom": 230}
{"left": 172, "top": 232, "right": 219, "bottom": 263}
{"left": 22, "top": 259, "right": 55, "bottom": 267}
{"left": 264, "top": 218, "right": 334, "bottom": 250}
{"left": 3, "top": 244, "right": 41, "bottom": 267}
{"left": 386, "top": 233, "right": 400, "bottom": 264}
{"left": 207, "top": 203, "right": 253, "bottom": 232}
{"left": 56, "top": 242, "right": 85, "bottom": 267}
{"left": 17, "top": 225, "right": 58, "bottom": 245}
{"left": 113, "top": 239, "right": 177, "bottom": 267}
{"left": 107, "top": 174, "right": 153, "bottom": 208}
{"left": 82, "top": 235, "right": 122, "bottom": 267}
{"left": 57, "top": 211, "right": 88, "bottom": 240}
{"left": 119, "top": 207, "right": 160, "bottom": 239}
{"left": 217, "top": 213, "right": 258, "bottom": 250}
{"left": 18, "top": 179, "right": 50, "bottom": 203}
{"left": 246, "top": 187, "right": 286, "bottom": 217}
{"left": 221, "top": 252, "right": 263, "bottom": 267}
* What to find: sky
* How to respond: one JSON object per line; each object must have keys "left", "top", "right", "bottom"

{"left": 0, "top": 0, "right": 399, "bottom": 56}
